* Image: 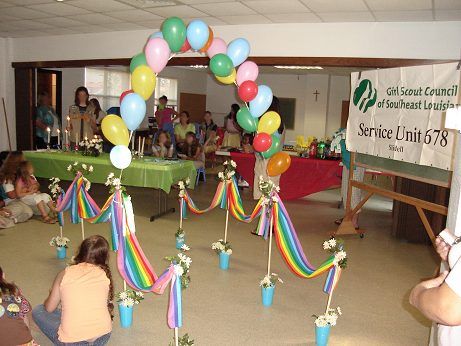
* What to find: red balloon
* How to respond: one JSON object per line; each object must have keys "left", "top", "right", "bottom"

{"left": 238, "top": 80, "right": 258, "bottom": 102}
{"left": 120, "top": 89, "right": 133, "bottom": 104}
{"left": 253, "top": 132, "right": 272, "bottom": 152}
{"left": 180, "top": 39, "right": 191, "bottom": 53}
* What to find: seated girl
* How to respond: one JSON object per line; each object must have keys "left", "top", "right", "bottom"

{"left": 152, "top": 130, "right": 174, "bottom": 158}
{"left": 178, "top": 131, "right": 205, "bottom": 169}
{"left": 33, "top": 235, "right": 113, "bottom": 345}
{"left": 15, "top": 161, "right": 56, "bottom": 224}
{"left": 0, "top": 266, "right": 37, "bottom": 346}
{"left": 242, "top": 133, "right": 254, "bottom": 153}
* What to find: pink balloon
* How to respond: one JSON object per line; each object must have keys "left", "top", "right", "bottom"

{"left": 253, "top": 132, "right": 272, "bottom": 152}
{"left": 206, "top": 38, "right": 227, "bottom": 58}
{"left": 236, "top": 61, "right": 259, "bottom": 86}
{"left": 145, "top": 37, "right": 171, "bottom": 74}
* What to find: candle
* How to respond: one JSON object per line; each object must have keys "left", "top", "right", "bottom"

{"left": 66, "top": 115, "right": 70, "bottom": 126}
{"left": 131, "top": 133, "right": 135, "bottom": 151}
{"left": 141, "top": 137, "right": 145, "bottom": 155}
{"left": 57, "top": 129, "right": 61, "bottom": 146}
{"left": 65, "top": 129, "right": 68, "bottom": 146}
{"left": 46, "top": 127, "right": 51, "bottom": 144}
{"left": 138, "top": 136, "right": 141, "bottom": 154}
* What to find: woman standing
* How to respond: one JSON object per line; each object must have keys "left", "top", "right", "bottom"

{"left": 67, "top": 87, "right": 97, "bottom": 145}
{"left": 33, "top": 235, "right": 113, "bottom": 345}
{"left": 222, "top": 104, "right": 242, "bottom": 148}
{"left": 174, "top": 111, "right": 195, "bottom": 151}
{"left": 35, "top": 91, "right": 61, "bottom": 149}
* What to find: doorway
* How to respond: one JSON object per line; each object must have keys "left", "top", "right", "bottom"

{"left": 37, "top": 68, "right": 62, "bottom": 118}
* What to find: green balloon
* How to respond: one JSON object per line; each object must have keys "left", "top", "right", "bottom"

{"left": 236, "top": 108, "right": 257, "bottom": 132}
{"left": 261, "top": 135, "right": 281, "bottom": 159}
{"left": 130, "top": 53, "right": 147, "bottom": 73}
{"left": 210, "top": 54, "right": 233, "bottom": 77}
{"left": 161, "top": 17, "right": 186, "bottom": 53}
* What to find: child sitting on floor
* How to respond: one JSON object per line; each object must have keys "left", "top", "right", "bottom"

{"left": 15, "top": 161, "right": 57, "bottom": 224}
{"left": 152, "top": 130, "right": 174, "bottom": 158}
{"left": 178, "top": 131, "right": 205, "bottom": 169}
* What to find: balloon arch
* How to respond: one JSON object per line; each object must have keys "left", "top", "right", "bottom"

{"left": 101, "top": 16, "right": 291, "bottom": 176}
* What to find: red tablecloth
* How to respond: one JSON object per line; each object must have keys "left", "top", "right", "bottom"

{"left": 230, "top": 152, "right": 342, "bottom": 200}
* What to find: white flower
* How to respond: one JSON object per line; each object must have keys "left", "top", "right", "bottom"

{"left": 178, "top": 181, "right": 185, "bottom": 190}
{"left": 314, "top": 316, "right": 328, "bottom": 327}
{"left": 125, "top": 297, "right": 135, "bottom": 307}
{"left": 323, "top": 241, "right": 331, "bottom": 250}
{"left": 218, "top": 172, "right": 224, "bottom": 180}
{"left": 336, "top": 250, "right": 347, "bottom": 261}
{"left": 119, "top": 292, "right": 128, "bottom": 300}
{"left": 67, "top": 165, "right": 72, "bottom": 171}
{"left": 328, "top": 239, "right": 337, "bottom": 248}
{"left": 181, "top": 244, "right": 190, "bottom": 251}
{"left": 178, "top": 253, "right": 187, "bottom": 262}
{"left": 271, "top": 195, "right": 278, "bottom": 203}
{"left": 223, "top": 160, "right": 228, "bottom": 166}
{"left": 73, "top": 161, "right": 78, "bottom": 166}
{"left": 185, "top": 178, "right": 190, "bottom": 185}
{"left": 112, "top": 178, "right": 121, "bottom": 187}
{"left": 135, "top": 291, "right": 144, "bottom": 298}
{"left": 230, "top": 160, "right": 237, "bottom": 168}
{"left": 81, "top": 164, "right": 87, "bottom": 170}
{"left": 108, "top": 172, "right": 114, "bottom": 179}
{"left": 259, "top": 276, "right": 272, "bottom": 287}
{"left": 275, "top": 185, "right": 280, "bottom": 192}
{"left": 337, "top": 307, "right": 342, "bottom": 315}
{"left": 173, "top": 264, "right": 184, "bottom": 276}
{"left": 226, "top": 249, "right": 232, "bottom": 255}
{"left": 88, "top": 165, "right": 94, "bottom": 172}
{"left": 183, "top": 256, "right": 192, "bottom": 268}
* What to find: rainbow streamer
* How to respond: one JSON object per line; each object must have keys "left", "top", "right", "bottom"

{"left": 56, "top": 190, "right": 65, "bottom": 227}
{"left": 182, "top": 181, "right": 226, "bottom": 216}
{"left": 323, "top": 266, "right": 342, "bottom": 295}
{"left": 56, "top": 174, "right": 100, "bottom": 223}
{"left": 152, "top": 265, "right": 182, "bottom": 329}
{"left": 272, "top": 193, "right": 338, "bottom": 292}
{"left": 227, "top": 177, "right": 263, "bottom": 223}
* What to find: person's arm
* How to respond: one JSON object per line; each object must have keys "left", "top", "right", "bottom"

{"left": 152, "top": 146, "right": 160, "bottom": 158}
{"left": 44, "top": 270, "right": 65, "bottom": 312}
{"left": 15, "top": 181, "right": 30, "bottom": 198}
{"left": 35, "top": 108, "right": 48, "bottom": 130}
{"left": 409, "top": 271, "right": 461, "bottom": 325}
{"left": 192, "top": 146, "right": 202, "bottom": 160}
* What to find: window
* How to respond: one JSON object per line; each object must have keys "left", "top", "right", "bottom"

{"left": 85, "top": 68, "right": 130, "bottom": 111}
{"left": 154, "top": 77, "right": 178, "bottom": 110}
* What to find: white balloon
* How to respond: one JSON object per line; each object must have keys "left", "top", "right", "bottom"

{"left": 110, "top": 145, "right": 132, "bottom": 169}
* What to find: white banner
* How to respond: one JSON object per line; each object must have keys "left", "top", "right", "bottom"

{"left": 346, "top": 63, "right": 460, "bottom": 171}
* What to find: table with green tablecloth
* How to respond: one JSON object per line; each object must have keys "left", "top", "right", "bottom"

{"left": 24, "top": 151, "right": 197, "bottom": 220}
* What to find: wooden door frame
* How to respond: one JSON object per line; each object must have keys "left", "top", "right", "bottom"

{"left": 36, "top": 68, "right": 63, "bottom": 119}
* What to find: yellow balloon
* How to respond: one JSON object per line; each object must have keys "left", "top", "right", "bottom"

{"left": 258, "top": 111, "right": 281, "bottom": 135}
{"left": 131, "top": 65, "right": 156, "bottom": 100}
{"left": 215, "top": 69, "right": 236, "bottom": 85}
{"left": 101, "top": 114, "right": 129, "bottom": 146}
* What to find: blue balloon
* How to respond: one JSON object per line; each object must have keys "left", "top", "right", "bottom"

{"left": 227, "top": 38, "right": 250, "bottom": 67}
{"left": 110, "top": 145, "right": 132, "bottom": 169}
{"left": 120, "top": 93, "right": 146, "bottom": 131}
{"left": 150, "top": 31, "right": 163, "bottom": 39}
{"left": 249, "top": 85, "right": 273, "bottom": 118}
{"left": 186, "top": 20, "right": 209, "bottom": 51}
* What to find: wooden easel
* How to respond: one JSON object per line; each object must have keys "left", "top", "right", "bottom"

{"left": 334, "top": 152, "right": 449, "bottom": 247}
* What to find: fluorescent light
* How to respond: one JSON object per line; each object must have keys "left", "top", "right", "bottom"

{"left": 274, "top": 66, "right": 323, "bottom": 70}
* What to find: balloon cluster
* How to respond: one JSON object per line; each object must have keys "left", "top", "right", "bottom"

{"left": 101, "top": 16, "right": 291, "bottom": 176}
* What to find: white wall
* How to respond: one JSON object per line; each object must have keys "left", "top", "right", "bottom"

{"left": 326, "top": 75, "right": 350, "bottom": 136}
{"left": 0, "top": 38, "right": 15, "bottom": 152}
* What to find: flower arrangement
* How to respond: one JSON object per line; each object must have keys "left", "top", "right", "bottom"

{"left": 258, "top": 176, "right": 280, "bottom": 208}
{"left": 217, "top": 160, "right": 236, "bottom": 181}
{"left": 259, "top": 273, "right": 283, "bottom": 288}
{"left": 323, "top": 238, "right": 347, "bottom": 268}
{"left": 169, "top": 333, "right": 194, "bottom": 346}
{"left": 116, "top": 289, "right": 144, "bottom": 307}
{"left": 104, "top": 173, "right": 125, "bottom": 193}
{"left": 175, "top": 228, "right": 185, "bottom": 238}
{"left": 178, "top": 178, "right": 190, "bottom": 198}
{"left": 48, "top": 177, "right": 61, "bottom": 200}
{"left": 313, "top": 307, "right": 342, "bottom": 327}
{"left": 165, "top": 246, "right": 192, "bottom": 289}
{"left": 49, "top": 236, "right": 70, "bottom": 248}
{"left": 79, "top": 136, "right": 103, "bottom": 157}
{"left": 211, "top": 239, "right": 232, "bottom": 255}
{"left": 67, "top": 161, "right": 94, "bottom": 175}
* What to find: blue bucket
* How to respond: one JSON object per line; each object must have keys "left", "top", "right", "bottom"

{"left": 261, "top": 285, "right": 275, "bottom": 307}
{"left": 175, "top": 236, "right": 185, "bottom": 249}
{"left": 315, "top": 325, "right": 331, "bottom": 346}
{"left": 118, "top": 303, "right": 133, "bottom": 328}
{"left": 219, "top": 252, "right": 230, "bottom": 270}
{"left": 56, "top": 247, "right": 66, "bottom": 259}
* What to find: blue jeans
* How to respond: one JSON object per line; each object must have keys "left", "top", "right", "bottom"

{"left": 32, "top": 305, "right": 111, "bottom": 346}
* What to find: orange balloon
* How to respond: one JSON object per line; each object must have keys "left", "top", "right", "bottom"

{"left": 267, "top": 152, "right": 291, "bottom": 177}
{"left": 199, "top": 26, "right": 214, "bottom": 53}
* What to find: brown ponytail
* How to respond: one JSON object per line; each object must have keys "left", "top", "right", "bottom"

{"left": 0, "top": 267, "right": 19, "bottom": 296}
{"left": 73, "top": 235, "right": 114, "bottom": 320}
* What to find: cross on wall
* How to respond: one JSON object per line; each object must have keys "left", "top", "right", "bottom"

{"left": 313, "top": 90, "right": 320, "bottom": 102}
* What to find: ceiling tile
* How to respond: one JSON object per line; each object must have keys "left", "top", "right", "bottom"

{"left": 0, "top": 13, "right": 21, "bottom": 21}
{"left": 266, "top": 12, "right": 321, "bottom": 23}
{"left": 364, "top": 0, "right": 432, "bottom": 11}
{"left": 434, "top": 0, "right": 461, "bottom": 10}
{"left": 105, "top": 9, "right": 163, "bottom": 21}
{"left": 27, "top": 3, "right": 91, "bottom": 16}
{"left": 374, "top": 10, "right": 433, "bottom": 21}
{"left": 146, "top": 5, "right": 207, "bottom": 18}
{"left": 71, "top": 13, "right": 124, "bottom": 24}
{"left": 192, "top": 2, "right": 256, "bottom": 16}
{"left": 11, "top": 19, "right": 54, "bottom": 29}
{"left": 66, "top": 0, "right": 134, "bottom": 12}
{"left": 180, "top": 0, "right": 238, "bottom": 3}
{"left": 116, "top": 0, "right": 177, "bottom": 8}
{"left": 0, "top": 6, "right": 51, "bottom": 18}
{"left": 189, "top": 16, "right": 228, "bottom": 25}
{"left": 435, "top": 9, "right": 461, "bottom": 20}
{"left": 1, "top": 0, "right": 53, "bottom": 5}
{"left": 218, "top": 14, "right": 271, "bottom": 24}
{"left": 0, "top": 1, "right": 13, "bottom": 7}
{"left": 7, "top": 29, "right": 49, "bottom": 37}
{"left": 317, "top": 11, "right": 375, "bottom": 22}
{"left": 70, "top": 24, "right": 111, "bottom": 33}
{"left": 301, "top": 0, "right": 368, "bottom": 12}
{"left": 103, "top": 22, "right": 149, "bottom": 31}
{"left": 35, "top": 16, "right": 83, "bottom": 26}
{"left": 41, "top": 27, "right": 80, "bottom": 35}
{"left": 135, "top": 20, "right": 164, "bottom": 28}
{"left": 243, "top": 0, "right": 309, "bottom": 14}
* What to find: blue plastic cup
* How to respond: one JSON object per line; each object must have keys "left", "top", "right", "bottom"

{"left": 118, "top": 303, "right": 133, "bottom": 328}
{"left": 56, "top": 246, "right": 66, "bottom": 259}
{"left": 315, "top": 325, "right": 331, "bottom": 346}
{"left": 176, "top": 236, "right": 185, "bottom": 249}
{"left": 261, "top": 285, "right": 275, "bottom": 307}
{"left": 219, "top": 252, "right": 230, "bottom": 270}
